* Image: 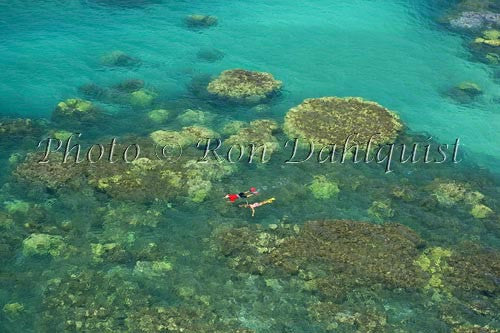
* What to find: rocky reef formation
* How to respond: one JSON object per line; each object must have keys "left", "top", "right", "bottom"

{"left": 51, "top": 98, "right": 104, "bottom": 126}
{"left": 100, "top": 50, "right": 141, "bottom": 67}
{"left": 213, "top": 219, "right": 500, "bottom": 331}
{"left": 0, "top": 118, "right": 44, "bottom": 139}
{"left": 207, "top": 69, "right": 282, "bottom": 103}
{"left": 284, "top": 97, "right": 403, "bottom": 146}
{"left": 14, "top": 152, "right": 87, "bottom": 190}
{"left": 223, "top": 119, "right": 280, "bottom": 159}
{"left": 185, "top": 14, "right": 218, "bottom": 28}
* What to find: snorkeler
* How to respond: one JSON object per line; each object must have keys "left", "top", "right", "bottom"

{"left": 224, "top": 187, "right": 259, "bottom": 202}
{"left": 239, "top": 197, "right": 275, "bottom": 217}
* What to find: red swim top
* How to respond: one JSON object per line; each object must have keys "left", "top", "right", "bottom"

{"left": 227, "top": 194, "right": 240, "bottom": 202}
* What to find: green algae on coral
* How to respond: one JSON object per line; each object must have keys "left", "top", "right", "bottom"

{"left": 147, "top": 109, "right": 171, "bottom": 123}
{"left": 475, "top": 30, "right": 500, "bottom": 47}
{"left": 470, "top": 203, "right": 494, "bottom": 219}
{"left": 14, "top": 152, "right": 87, "bottom": 189}
{"left": 207, "top": 69, "right": 282, "bottom": 103}
{"left": 223, "top": 119, "right": 280, "bottom": 161}
{"left": 177, "top": 109, "right": 215, "bottom": 126}
{"left": 22, "top": 233, "right": 66, "bottom": 257}
{"left": 214, "top": 220, "right": 426, "bottom": 298}
{"left": 150, "top": 125, "right": 218, "bottom": 148}
{"left": 130, "top": 89, "right": 157, "bottom": 108}
{"left": 309, "top": 175, "right": 340, "bottom": 199}
{"left": 284, "top": 97, "right": 403, "bottom": 146}
{"left": 52, "top": 98, "right": 102, "bottom": 124}
{"left": 414, "top": 247, "right": 453, "bottom": 292}
{"left": 367, "top": 200, "right": 395, "bottom": 222}
{"left": 0, "top": 118, "right": 44, "bottom": 138}
{"left": 133, "top": 259, "right": 173, "bottom": 278}
{"left": 2, "top": 302, "right": 24, "bottom": 317}
{"left": 101, "top": 50, "right": 141, "bottom": 67}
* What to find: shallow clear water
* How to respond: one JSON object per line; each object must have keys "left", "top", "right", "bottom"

{"left": 1, "top": 0, "right": 500, "bottom": 332}
{"left": 1, "top": 0, "right": 499, "bottom": 170}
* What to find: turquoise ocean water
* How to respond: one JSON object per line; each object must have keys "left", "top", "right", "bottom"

{"left": 1, "top": 0, "right": 499, "bottom": 170}
{"left": 1, "top": 0, "right": 500, "bottom": 332}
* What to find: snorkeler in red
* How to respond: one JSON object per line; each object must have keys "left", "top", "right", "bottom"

{"left": 224, "top": 187, "right": 259, "bottom": 202}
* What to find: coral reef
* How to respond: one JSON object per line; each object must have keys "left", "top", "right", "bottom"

{"left": 150, "top": 126, "right": 218, "bottom": 148}
{"left": 2, "top": 302, "right": 24, "bottom": 318}
{"left": 414, "top": 247, "right": 453, "bottom": 292}
{"left": 176, "top": 109, "right": 215, "bottom": 126}
{"left": 308, "top": 175, "right": 340, "bottom": 199}
{"left": 367, "top": 200, "right": 395, "bottom": 221}
{"left": 207, "top": 69, "right": 282, "bottom": 103}
{"left": 88, "top": 149, "right": 234, "bottom": 203}
{"left": 470, "top": 203, "right": 494, "bottom": 218}
{"left": 14, "top": 152, "right": 87, "bottom": 189}
{"left": 223, "top": 119, "right": 280, "bottom": 160}
{"left": 214, "top": 220, "right": 427, "bottom": 299}
{"left": 130, "top": 89, "right": 157, "bottom": 108}
{"left": 284, "top": 97, "right": 403, "bottom": 146}
{"left": 147, "top": 109, "right": 170, "bottom": 123}
{"left": 185, "top": 14, "right": 218, "bottom": 28}
{"left": 449, "top": 11, "right": 500, "bottom": 29}
{"left": 427, "top": 179, "right": 495, "bottom": 219}
{"left": 446, "top": 82, "right": 483, "bottom": 103}
{"left": 101, "top": 50, "right": 141, "bottom": 67}
{"left": 0, "top": 118, "right": 44, "bottom": 138}
{"left": 52, "top": 98, "right": 103, "bottom": 124}
{"left": 22, "top": 233, "right": 66, "bottom": 257}
{"left": 197, "top": 48, "right": 224, "bottom": 62}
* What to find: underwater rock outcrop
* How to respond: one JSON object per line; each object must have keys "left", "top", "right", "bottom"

{"left": 308, "top": 175, "right": 340, "bottom": 199}
{"left": 0, "top": 118, "right": 44, "bottom": 139}
{"left": 197, "top": 48, "right": 225, "bottom": 62}
{"left": 284, "top": 97, "right": 403, "bottom": 146}
{"left": 427, "top": 179, "right": 495, "bottom": 219}
{"left": 214, "top": 220, "right": 426, "bottom": 298}
{"left": 51, "top": 98, "right": 104, "bottom": 125}
{"left": 446, "top": 0, "right": 500, "bottom": 29}
{"left": 41, "top": 268, "right": 254, "bottom": 332}
{"left": 185, "top": 14, "right": 218, "bottom": 28}
{"left": 150, "top": 126, "right": 218, "bottom": 148}
{"left": 207, "top": 69, "right": 282, "bottom": 104}
{"left": 101, "top": 50, "right": 141, "bottom": 67}
{"left": 223, "top": 119, "right": 280, "bottom": 159}
{"left": 88, "top": 149, "right": 234, "bottom": 203}
{"left": 14, "top": 152, "right": 87, "bottom": 189}
{"left": 22, "top": 233, "right": 67, "bottom": 257}
{"left": 472, "top": 29, "right": 500, "bottom": 63}
{"left": 446, "top": 82, "right": 483, "bottom": 103}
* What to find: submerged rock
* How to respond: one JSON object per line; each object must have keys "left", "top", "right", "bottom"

{"left": 450, "top": 11, "right": 500, "bottom": 29}
{"left": 101, "top": 50, "right": 141, "bottom": 67}
{"left": 177, "top": 109, "right": 215, "bottom": 126}
{"left": 284, "top": 97, "right": 403, "bottom": 146}
{"left": 445, "top": 82, "right": 483, "bottom": 103}
{"left": 14, "top": 152, "right": 87, "bottom": 189}
{"left": 147, "top": 108, "right": 171, "bottom": 123}
{"left": 214, "top": 220, "right": 426, "bottom": 296}
{"left": 52, "top": 98, "right": 103, "bottom": 125}
{"left": 0, "top": 118, "right": 44, "bottom": 138}
{"left": 308, "top": 175, "right": 340, "bottom": 199}
{"left": 197, "top": 48, "right": 225, "bottom": 62}
{"left": 130, "top": 89, "right": 157, "bottom": 108}
{"left": 207, "top": 69, "right": 282, "bottom": 104}
{"left": 185, "top": 14, "right": 218, "bottom": 28}
{"left": 22, "top": 233, "right": 66, "bottom": 257}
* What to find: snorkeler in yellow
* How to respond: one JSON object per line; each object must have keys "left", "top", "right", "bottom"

{"left": 239, "top": 197, "right": 275, "bottom": 217}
